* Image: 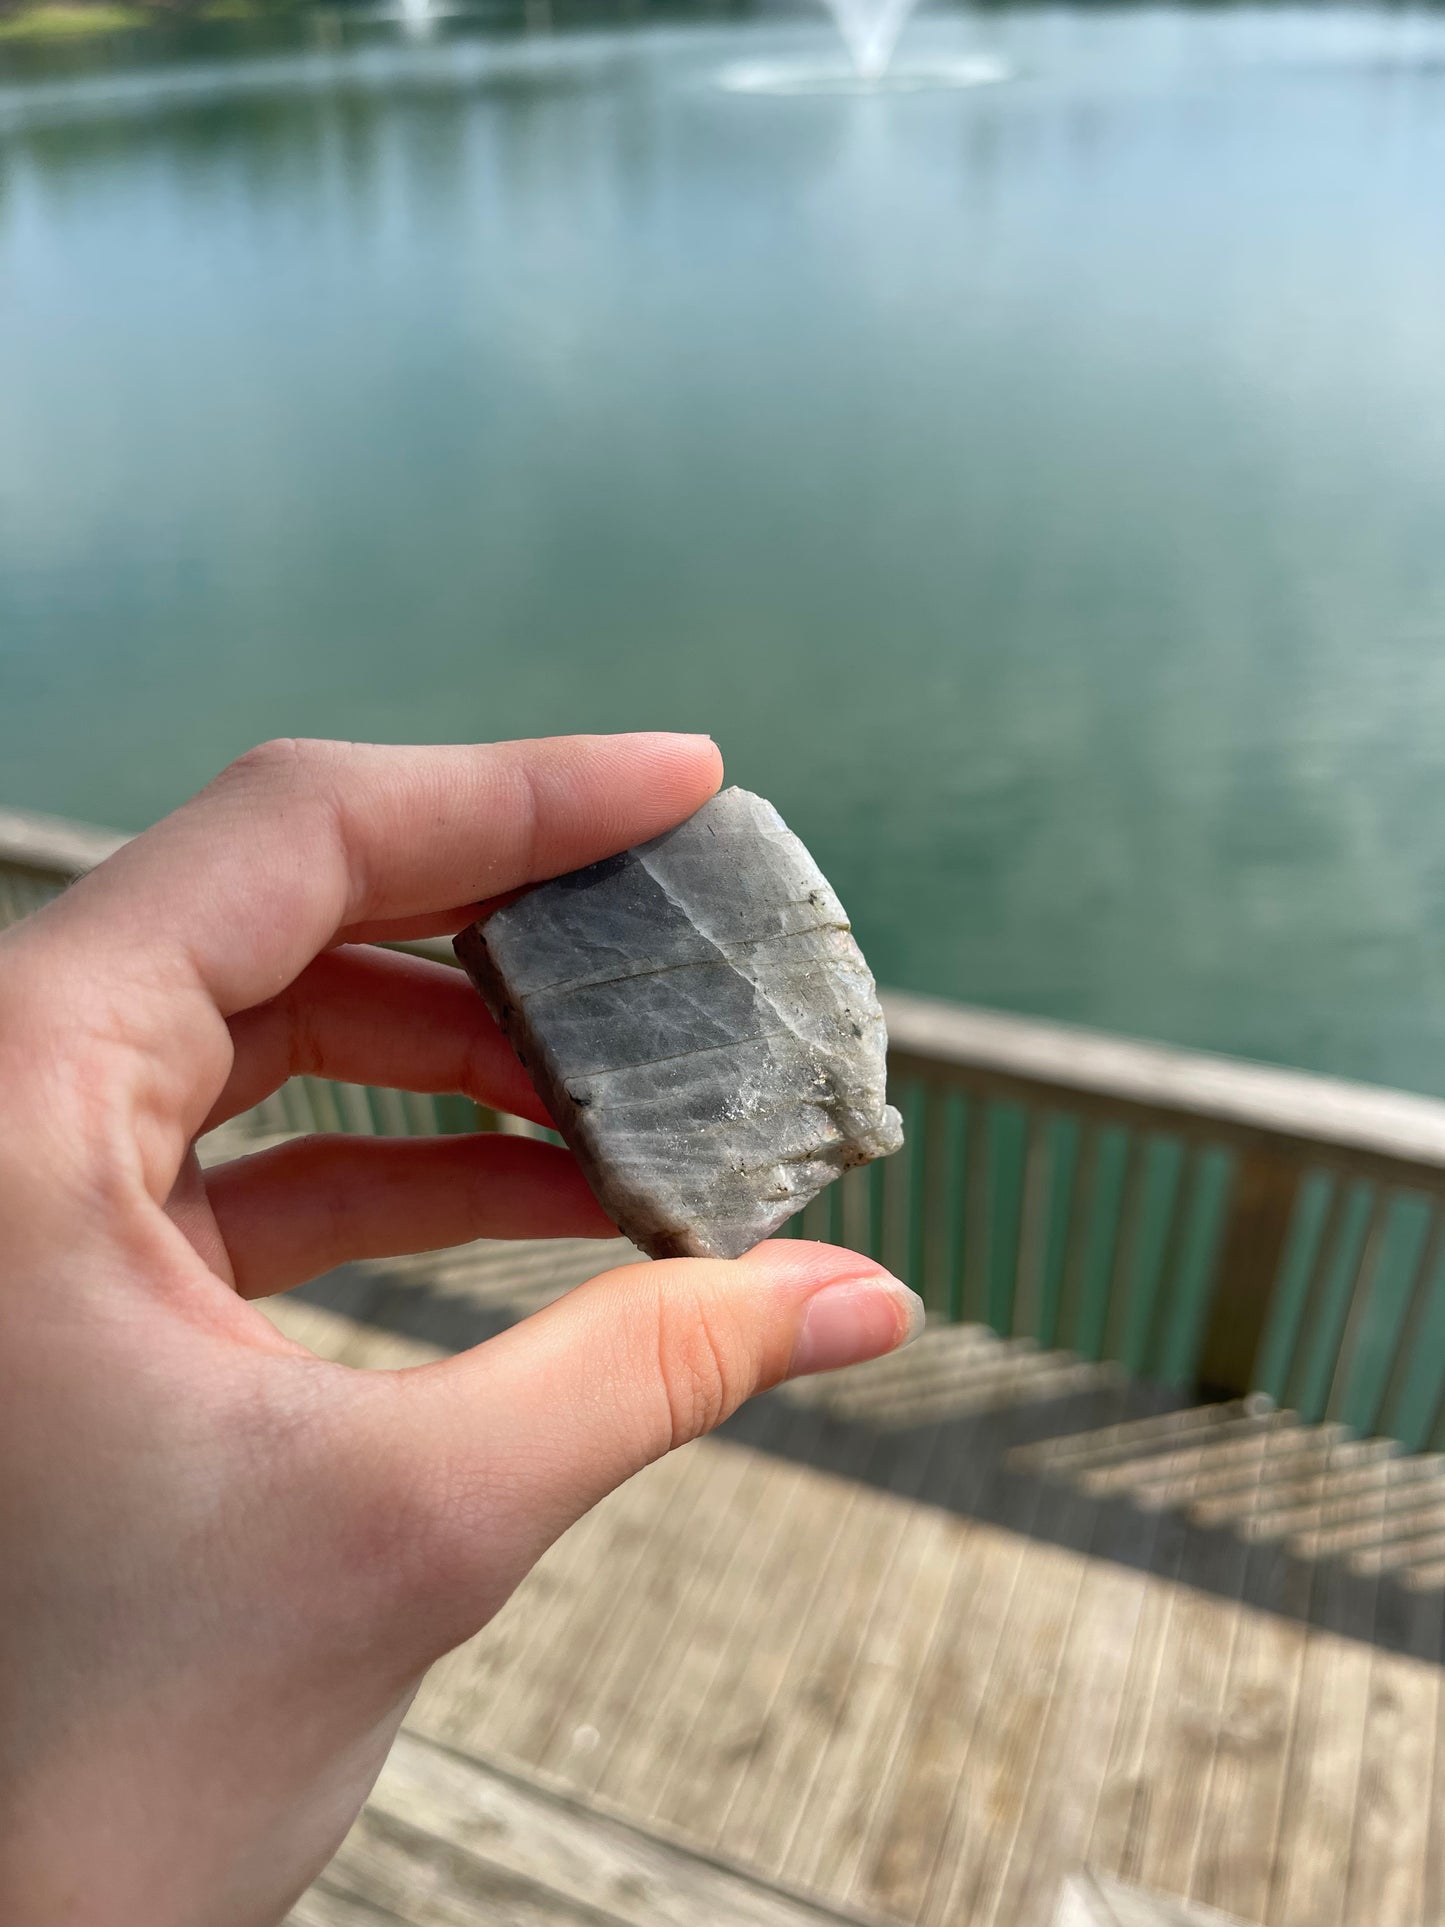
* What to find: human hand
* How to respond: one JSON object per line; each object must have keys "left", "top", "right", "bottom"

{"left": 0, "top": 735, "right": 921, "bottom": 1927}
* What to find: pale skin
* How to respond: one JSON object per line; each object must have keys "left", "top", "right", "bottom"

{"left": 0, "top": 733, "right": 922, "bottom": 1927}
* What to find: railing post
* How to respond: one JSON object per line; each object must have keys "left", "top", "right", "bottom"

{"left": 1195, "top": 1149, "right": 1299, "bottom": 1400}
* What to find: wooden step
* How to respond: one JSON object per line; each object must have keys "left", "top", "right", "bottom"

{"left": 290, "top": 1729, "right": 902, "bottom": 1927}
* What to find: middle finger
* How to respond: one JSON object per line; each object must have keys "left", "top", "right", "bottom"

{"left": 205, "top": 946, "right": 548, "bottom": 1132}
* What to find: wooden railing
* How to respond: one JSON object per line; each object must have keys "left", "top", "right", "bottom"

{"left": 864, "top": 996, "right": 1445, "bottom": 1448}
{"left": 9, "top": 805, "right": 1445, "bottom": 1448}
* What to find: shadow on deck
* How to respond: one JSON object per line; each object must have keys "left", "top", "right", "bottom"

{"left": 296, "top": 1249, "right": 1445, "bottom": 1668}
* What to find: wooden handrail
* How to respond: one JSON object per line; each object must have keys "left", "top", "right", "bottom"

{"left": 0, "top": 806, "right": 128, "bottom": 879}
{"left": 883, "top": 990, "right": 1445, "bottom": 1188}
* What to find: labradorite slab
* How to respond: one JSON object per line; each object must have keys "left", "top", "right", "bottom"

{"left": 454, "top": 786, "right": 904, "bottom": 1261}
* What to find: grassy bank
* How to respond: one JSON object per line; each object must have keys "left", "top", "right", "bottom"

{"left": 0, "top": 0, "right": 276, "bottom": 35}
{"left": 0, "top": 2, "right": 148, "bottom": 35}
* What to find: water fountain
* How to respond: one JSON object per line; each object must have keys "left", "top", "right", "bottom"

{"left": 717, "top": 0, "right": 1012, "bottom": 96}
{"left": 397, "top": 0, "right": 436, "bottom": 38}
{"left": 821, "top": 0, "right": 919, "bottom": 81}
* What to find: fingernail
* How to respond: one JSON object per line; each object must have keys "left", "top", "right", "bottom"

{"left": 788, "top": 1274, "right": 925, "bottom": 1379}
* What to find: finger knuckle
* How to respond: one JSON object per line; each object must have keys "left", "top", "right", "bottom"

{"left": 652, "top": 1287, "right": 744, "bottom": 1450}
{"left": 214, "top": 736, "right": 357, "bottom": 910}
{"left": 219, "top": 738, "right": 384, "bottom": 925}
{"left": 221, "top": 736, "right": 342, "bottom": 804}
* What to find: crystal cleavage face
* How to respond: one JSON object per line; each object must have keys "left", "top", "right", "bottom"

{"left": 455, "top": 787, "right": 903, "bottom": 1261}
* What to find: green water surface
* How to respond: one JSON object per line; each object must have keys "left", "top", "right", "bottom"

{"left": 4, "top": 3, "right": 1445, "bottom": 1092}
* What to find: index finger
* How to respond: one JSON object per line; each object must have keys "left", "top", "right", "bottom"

{"left": 43, "top": 733, "right": 722, "bottom": 1019}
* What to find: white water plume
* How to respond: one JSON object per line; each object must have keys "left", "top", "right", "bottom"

{"left": 819, "top": 0, "right": 920, "bottom": 80}
{"left": 397, "top": 0, "right": 439, "bottom": 38}
{"left": 717, "top": 53, "right": 1010, "bottom": 94}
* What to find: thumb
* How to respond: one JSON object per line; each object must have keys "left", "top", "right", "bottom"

{"left": 399, "top": 1241, "right": 923, "bottom": 1573}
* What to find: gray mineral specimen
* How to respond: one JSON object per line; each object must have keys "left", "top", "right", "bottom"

{"left": 454, "top": 786, "right": 904, "bottom": 1261}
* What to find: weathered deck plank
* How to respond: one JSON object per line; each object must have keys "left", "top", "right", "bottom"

{"left": 1344, "top": 1635, "right": 1440, "bottom": 1924}
{"left": 1131, "top": 1486, "right": 1261, "bottom": 1903}
{"left": 593, "top": 1437, "right": 837, "bottom": 1827}
{"left": 1267, "top": 1561, "right": 1376, "bottom": 1925}
{"left": 1186, "top": 1518, "right": 1313, "bottom": 1917}
{"left": 985, "top": 1474, "right": 1170, "bottom": 1925}
{"left": 784, "top": 1491, "right": 962, "bottom": 1900}
{"left": 713, "top": 1467, "right": 921, "bottom": 1875}
{"left": 644, "top": 1458, "right": 878, "bottom": 1848}
{"left": 859, "top": 1498, "right": 1060, "bottom": 1918}
{"left": 295, "top": 1729, "right": 894, "bottom": 1927}
{"left": 532, "top": 1439, "right": 763, "bottom": 1789}
{"left": 830, "top": 1521, "right": 968, "bottom": 1894}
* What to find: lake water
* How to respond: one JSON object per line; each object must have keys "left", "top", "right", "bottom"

{"left": 4, "top": 2, "right": 1445, "bottom": 1093}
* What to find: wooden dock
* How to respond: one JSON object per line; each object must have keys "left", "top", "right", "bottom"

{"left": 269, "top": 1235, "right": 1445, "bottom": 1927}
